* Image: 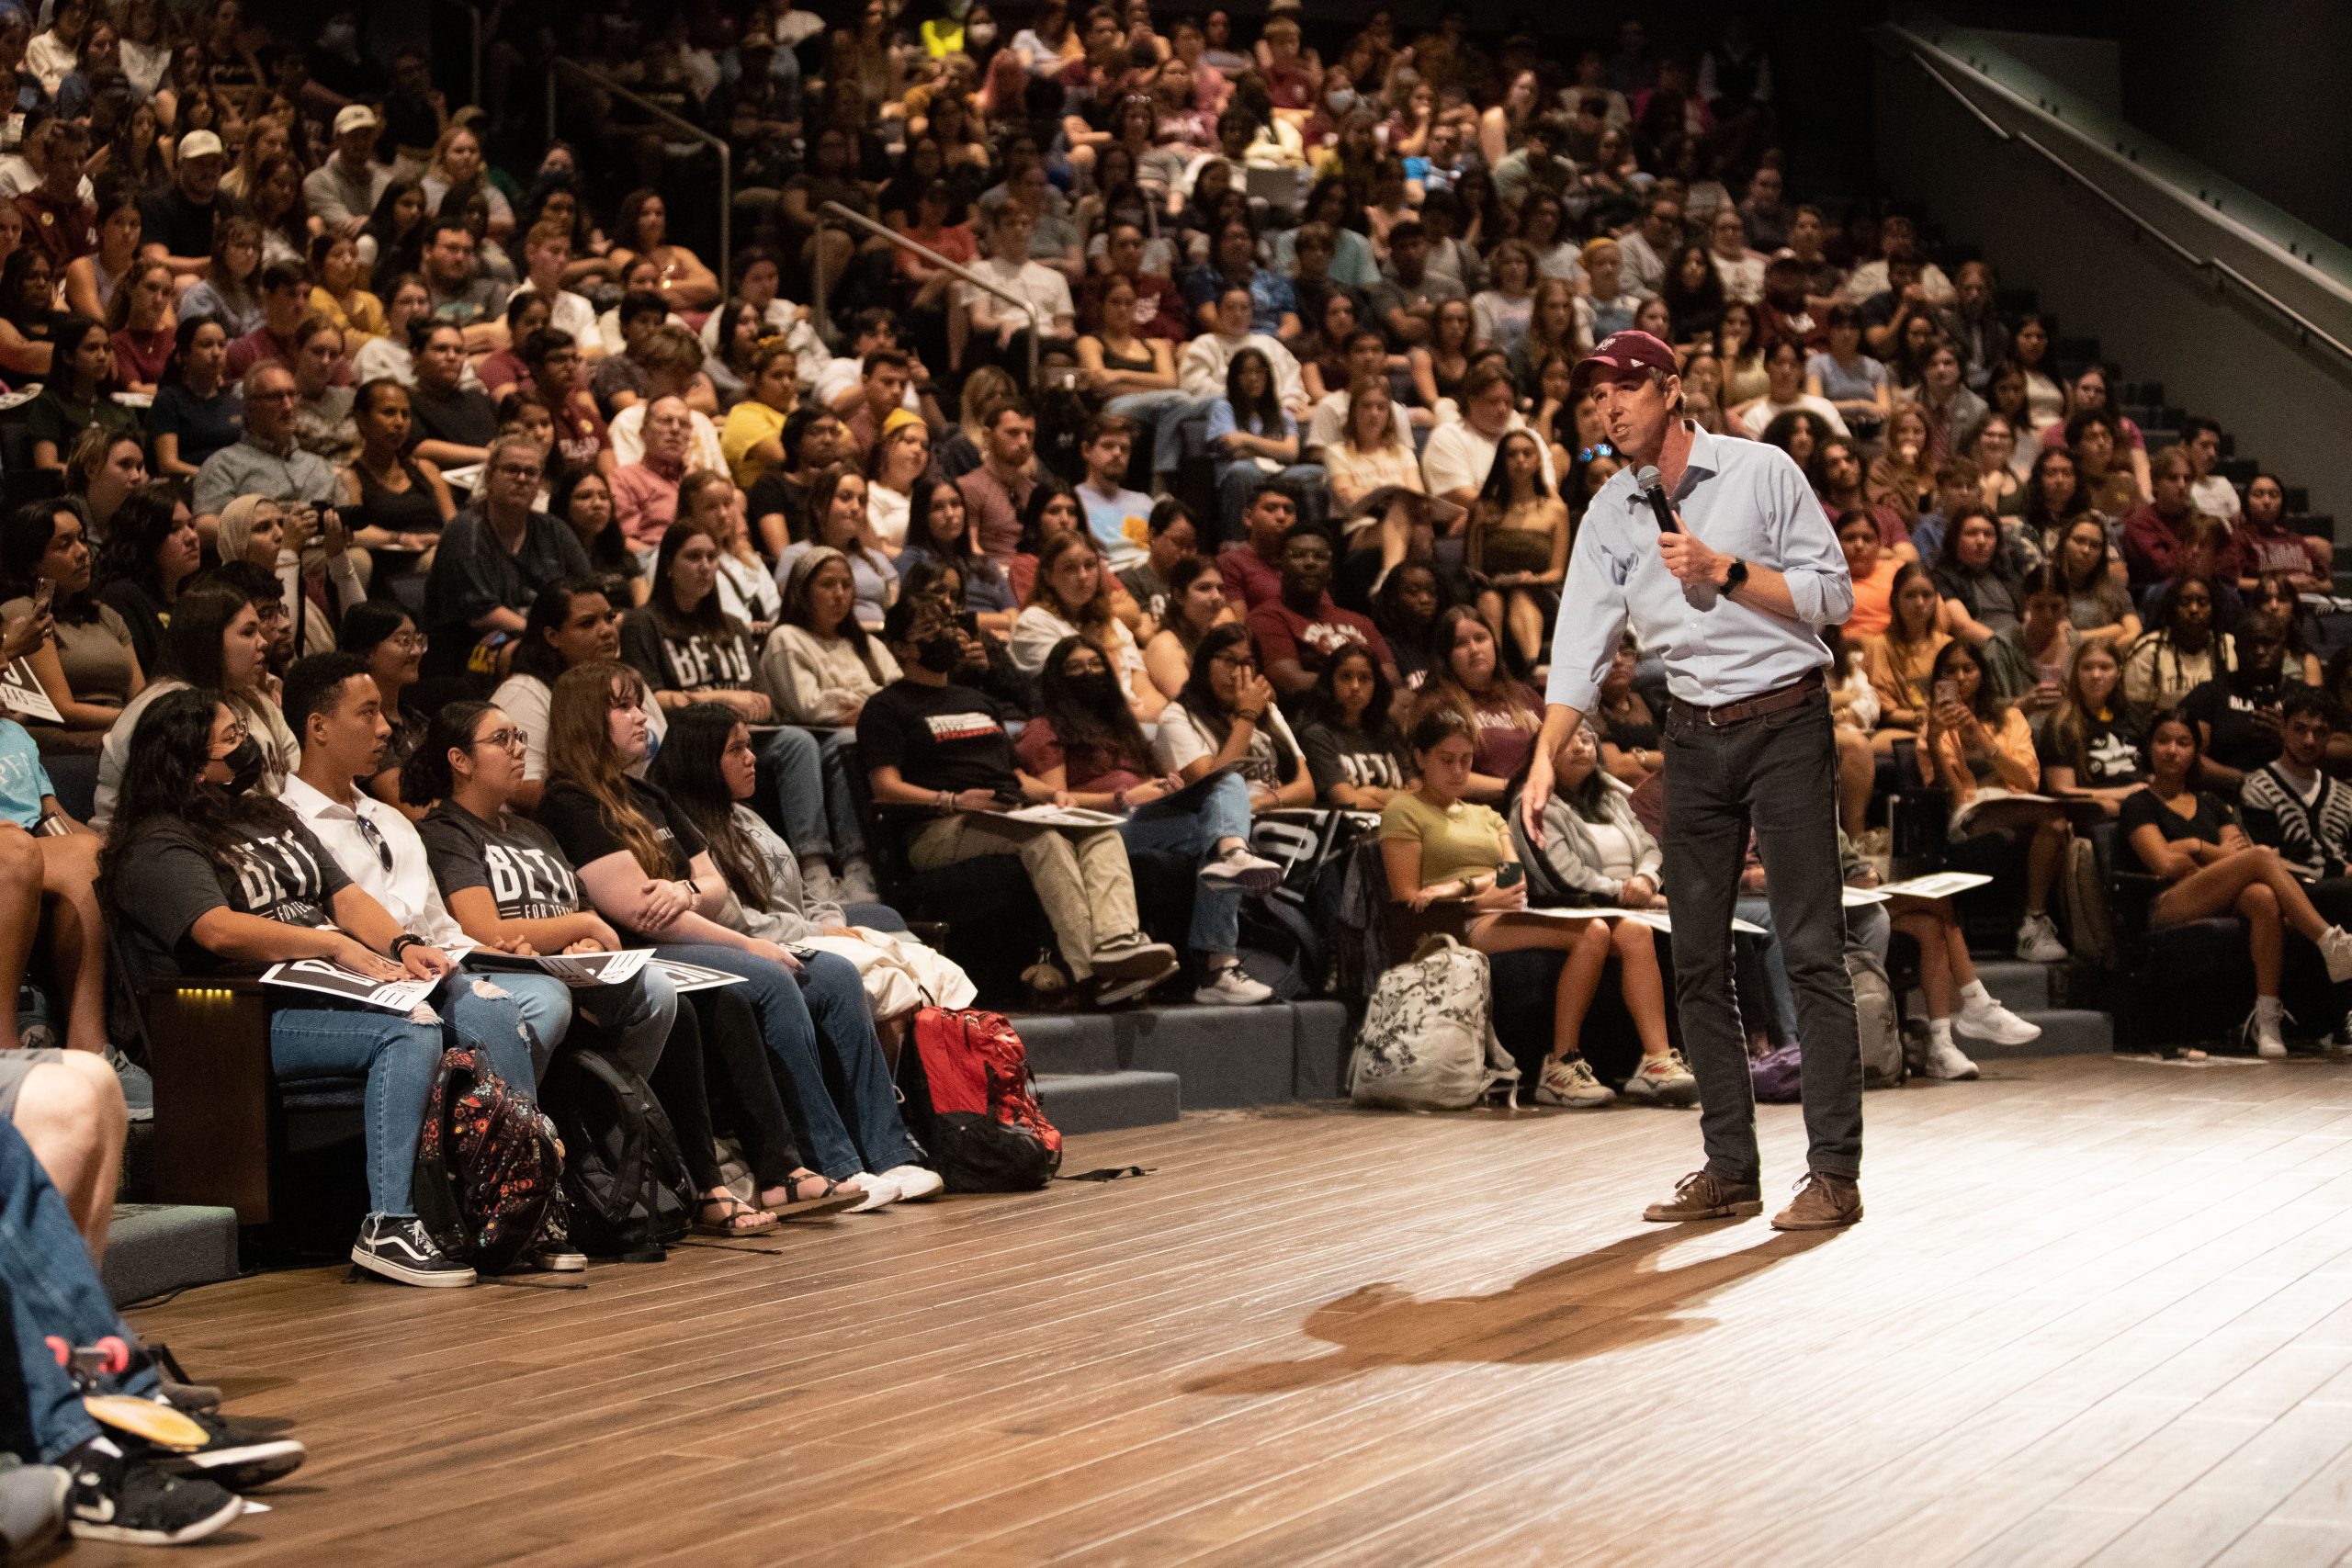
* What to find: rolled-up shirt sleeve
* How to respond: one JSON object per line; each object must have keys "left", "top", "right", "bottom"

{"left": 1769, "top": 454, "right": 1853, "bottom": 627}
{"left": 1544, "top": 523, "right": 1632, "bottom": 714}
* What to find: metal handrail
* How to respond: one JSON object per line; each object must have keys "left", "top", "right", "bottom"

{"left": 815, "top": 200, "right": 1041, "bottom": 390}
{"left": 2015, "top": 131, "right": 2204, "bottom": 271}
{"left": 2214, "top": 258, "right": 2352, "bottom": 365}
{"left": 546, "top": 60, "right": 732, "bottom": 288}
{"left": 1908, "top": 50, "right": 2352, "bottom": 371}
{"left": 1909, "top": 51, "right": 2008, "bottom": 143}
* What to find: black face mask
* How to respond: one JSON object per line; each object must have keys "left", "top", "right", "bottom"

{"left": 913, "top": 633, "right": 964, "bottom": 674}
{"left": 1067, "top": 670, "right": 1125, "bottom": 711}
{"left": 220, "top": 735, "right": 266, "bottom": 795}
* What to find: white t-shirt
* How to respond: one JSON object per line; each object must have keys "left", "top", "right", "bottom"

{"left": 954, "top": 255, "right": 1074, "bottom": 334}
{"left": 1152, "top": 700, "right": 1303, "bottom": 789}
{"left": 868, "top": 481, "right": 911, "bottom": 548}
{"left": 1737, "top": 394, "right": 1850, "bottom": 439}
{"left": 2191, "top": 474, "right": 2242, "bottom": 524}
{"left": 1419, "top": 416, "right": 1558, "bottom": 500}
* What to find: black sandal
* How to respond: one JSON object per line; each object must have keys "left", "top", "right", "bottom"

{"left": 761, "top": 1172, "right": 862, "bottom": 1221}
{"left": 694, "top": 1194, "right": 779, "bottom": 1235}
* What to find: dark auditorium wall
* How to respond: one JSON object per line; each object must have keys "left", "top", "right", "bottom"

{"left": 1939, "top": 0, "right": 2352, "bottom": 250}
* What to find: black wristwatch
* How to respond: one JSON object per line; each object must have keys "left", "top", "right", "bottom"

{"left": 388, "top": 934, "right": 423, "bottom": 962}
{"left": 1718, "top": 557, "right": 1749, "bottom": 596}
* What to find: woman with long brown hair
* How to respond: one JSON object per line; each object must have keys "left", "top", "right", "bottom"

{"left": 1011, "top": 531, "right": 1162, "bottom": 719}
{"left": 538, "top": 661, "right": 938, "bottom": 1208}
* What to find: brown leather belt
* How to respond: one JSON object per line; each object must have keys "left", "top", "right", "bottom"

{"left": 1668, "top": 668, "right": 1825, "bottom": 728}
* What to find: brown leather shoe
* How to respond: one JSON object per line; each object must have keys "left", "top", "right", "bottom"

{"left": 1771, "top": 1171, "right": 1862, "bottom": 1231}
{"left": 1642, "top": 1168, "right": 1763, "bottom": 1223}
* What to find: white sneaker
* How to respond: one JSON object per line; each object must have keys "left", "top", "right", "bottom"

{"left": 2016, "top": 913, "right": 2069, "bottom": 964}
{"left": 2322, "top": 926, "right": 2352, "bottom": 985}
{"left": 801, "top": 863, "right": 842, "bottom": 907}
{"left": 1920, "top": 1036, "right": 1980, "bottom": 1080}
{"left": 2245, "top": 1008, "right": 2289, "bottom": 1059}
{"left": 1533, "top": 1055, "right": 1615, "bottom": 1108}
{"left": 1198, "top": 842, "right": 1283, "bottom": 895}
{"left": 1955, "top": 997, "right": 2041, "bottom": 1046}
{"left": 1619, "top": 1049, "right": 1700, "bottom": 1106}
{"left": 1194, "top": 961, "right": 1274, "bottom": 1006}
{"left": 877, "top": 1164, "right": 943, "bottom": 1201}
{"left": 838, "top": 858, "right": 879, "bottom": 906}
{"left": 844, "top": 1173, "right": 899, "bottom": 1213}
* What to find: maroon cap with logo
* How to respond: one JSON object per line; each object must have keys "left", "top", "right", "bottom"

{"left": 1571, "top": 330, "right": 1679, "bottom": 394}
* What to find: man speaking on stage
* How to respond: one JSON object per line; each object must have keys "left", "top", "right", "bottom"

{"left": 1521, "top": 330, "right": 1861, "bottom": 1233}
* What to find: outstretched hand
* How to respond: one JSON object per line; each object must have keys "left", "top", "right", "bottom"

{"left": 1520, "top": 752, "right": 1554, "bottom": 849}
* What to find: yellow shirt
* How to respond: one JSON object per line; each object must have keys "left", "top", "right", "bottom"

{"left": 721, "top": 400, "right": 790, "bottom": 491}
{"left": 311, "top": 286, "right": 387, "bottom": 345}
{"left": 1381, "top": 791, "right": 1509, "bottom": 887}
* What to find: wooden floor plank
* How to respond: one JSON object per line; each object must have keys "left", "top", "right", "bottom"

{"left": 60, "top": 1055, "right": 2352, "bottom": 1567}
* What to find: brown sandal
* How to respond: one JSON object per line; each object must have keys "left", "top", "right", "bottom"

{"left": 694, "top": 1194, "right": 779, "bottom": 1235}
{"left": 761, "top": 1171, "right": 862, "bottom": 1221}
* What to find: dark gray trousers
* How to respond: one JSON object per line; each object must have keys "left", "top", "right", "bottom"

{"left": 1661, "top": 687, "right": 1863, "bottom": 1182}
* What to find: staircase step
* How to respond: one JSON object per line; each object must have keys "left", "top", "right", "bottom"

{"left": 1982, "top": 1008, "right": 2113, "bottom": 1058}
{"left": 1970, "top": 959, "right": 2050, "bottom": 1012}
{"left": 1293, "top": 999, "right": 1352, "bottom": 1100}
{"left": 1035, "top": 1070, "right": 1181, "bottom": 1134}
{"left": 100, "top": 1203, "right": 239, "bottom": 1308}
{"left": 1010, "top": 1013, "right": 1120, "bottom": 1077}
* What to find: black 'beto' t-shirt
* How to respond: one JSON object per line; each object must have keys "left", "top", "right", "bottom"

{"left": 619, "top": 608, "right": 759, "bottom": 695}
{"left": 855, "top": 680, "right": 1022, "bottom": 796}
{"left": 112, "top": 814, "right": 354, "bottom": 979}
{"left": 420, "top": 800, "right": 584, "bottom": 920}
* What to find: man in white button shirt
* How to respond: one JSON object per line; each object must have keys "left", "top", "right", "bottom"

{"left": 277, "top": 650, "right": 598, "bottom": 1079}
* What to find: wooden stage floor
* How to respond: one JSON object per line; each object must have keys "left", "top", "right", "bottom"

{"left": 82, "top": 1054, "right": 2352, "bottom": 1568}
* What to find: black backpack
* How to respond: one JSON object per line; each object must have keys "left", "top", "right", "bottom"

{"left": 538, "top": 1048, "right": 695, "bottom": 1259}
{"left": 413, "top": 1044, "right": 560, "bottom": 1275}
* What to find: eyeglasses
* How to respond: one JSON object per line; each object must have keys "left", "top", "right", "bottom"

{"left": 208, "top": 717, "right": 249, "bottom": 756}
{"left": 473, "top": 728, "right": 527, "bottom": 753}
{"left": 384, "top": 632, "right": 425, "bottom": 651}
{"left": 353, "top": 811, "right": 394, "bottom": 874}
{"left": 492, "top": 462, "right": 542, "bottom": 480}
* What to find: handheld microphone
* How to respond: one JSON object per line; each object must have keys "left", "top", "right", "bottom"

{"left": 1634, "top": 466, "right": 1679, "bottom": 534}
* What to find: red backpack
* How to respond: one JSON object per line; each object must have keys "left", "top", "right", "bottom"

{"left": 901, "top": 1008, "right": 1062, "bottom": 1191}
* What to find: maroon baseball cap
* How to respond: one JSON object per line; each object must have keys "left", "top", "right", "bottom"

{"left": 1571, "top": 330, "right": 1679, "bottom": 394}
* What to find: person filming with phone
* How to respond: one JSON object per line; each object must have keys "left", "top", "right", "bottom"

{"left": 1520, "top": 330, "right": 1861, "bottom": 1232}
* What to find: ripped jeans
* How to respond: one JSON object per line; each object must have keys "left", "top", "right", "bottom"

{"left": 268, "top": 970, "right": 544, "bottom": 1219}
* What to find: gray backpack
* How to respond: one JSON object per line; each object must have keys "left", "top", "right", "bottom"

{"left": 1849, "top": 943, "right": 1905, "bottom": 1088}
{"left": 1349, "top": 936, "right": 1521, "bottom": 1111}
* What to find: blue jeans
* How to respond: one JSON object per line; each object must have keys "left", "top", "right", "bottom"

{"left": 569, "top": 964, "right": 677, "bottom": 1080}
{"left": 0, "top": 1120, "right": 153, "bottom": 1461}
{"left": 492, "top": 972, "right": 574, "bottom": 1078}
{"left": 1119, "top": 773, "right": 1252, "bottom": 956}
{"left": 269, "top": 973, "right": 541, "bottom": 1217}
{"left": 1738, "top": 896, "right": 1889, "bottom": 1046}
{"left": 655, "top": 944, "right": 921, "bottom": 1179}
{"left": 756, "top": 726, "right": 865, "bottom": 863}
{"left": 842, "top": 902, "right": 906, "bottom": 932}
{"left": 1105, "top": 389, "right": 1205, "bottom": 479}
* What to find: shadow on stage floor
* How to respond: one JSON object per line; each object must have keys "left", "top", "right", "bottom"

{"left": 1182, "top": 1224, "right": 1841, "bottom": 1395}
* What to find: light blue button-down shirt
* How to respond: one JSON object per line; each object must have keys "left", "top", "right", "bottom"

{"left": 1545, "top": 423, "right": 1853, "bottom": 714}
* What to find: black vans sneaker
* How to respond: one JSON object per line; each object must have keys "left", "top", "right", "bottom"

{"left": 350, "top": 1213, "right": 476, "bottom": 1288}
{"left": 138, "top": 1409, "right": 306, "bottom": 1492}
{"left": 525, "top": 1192, "right": 587, "bottom": 1272}
{"left": 62, "top": 1439, "right": 241, "bottom": 1546}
